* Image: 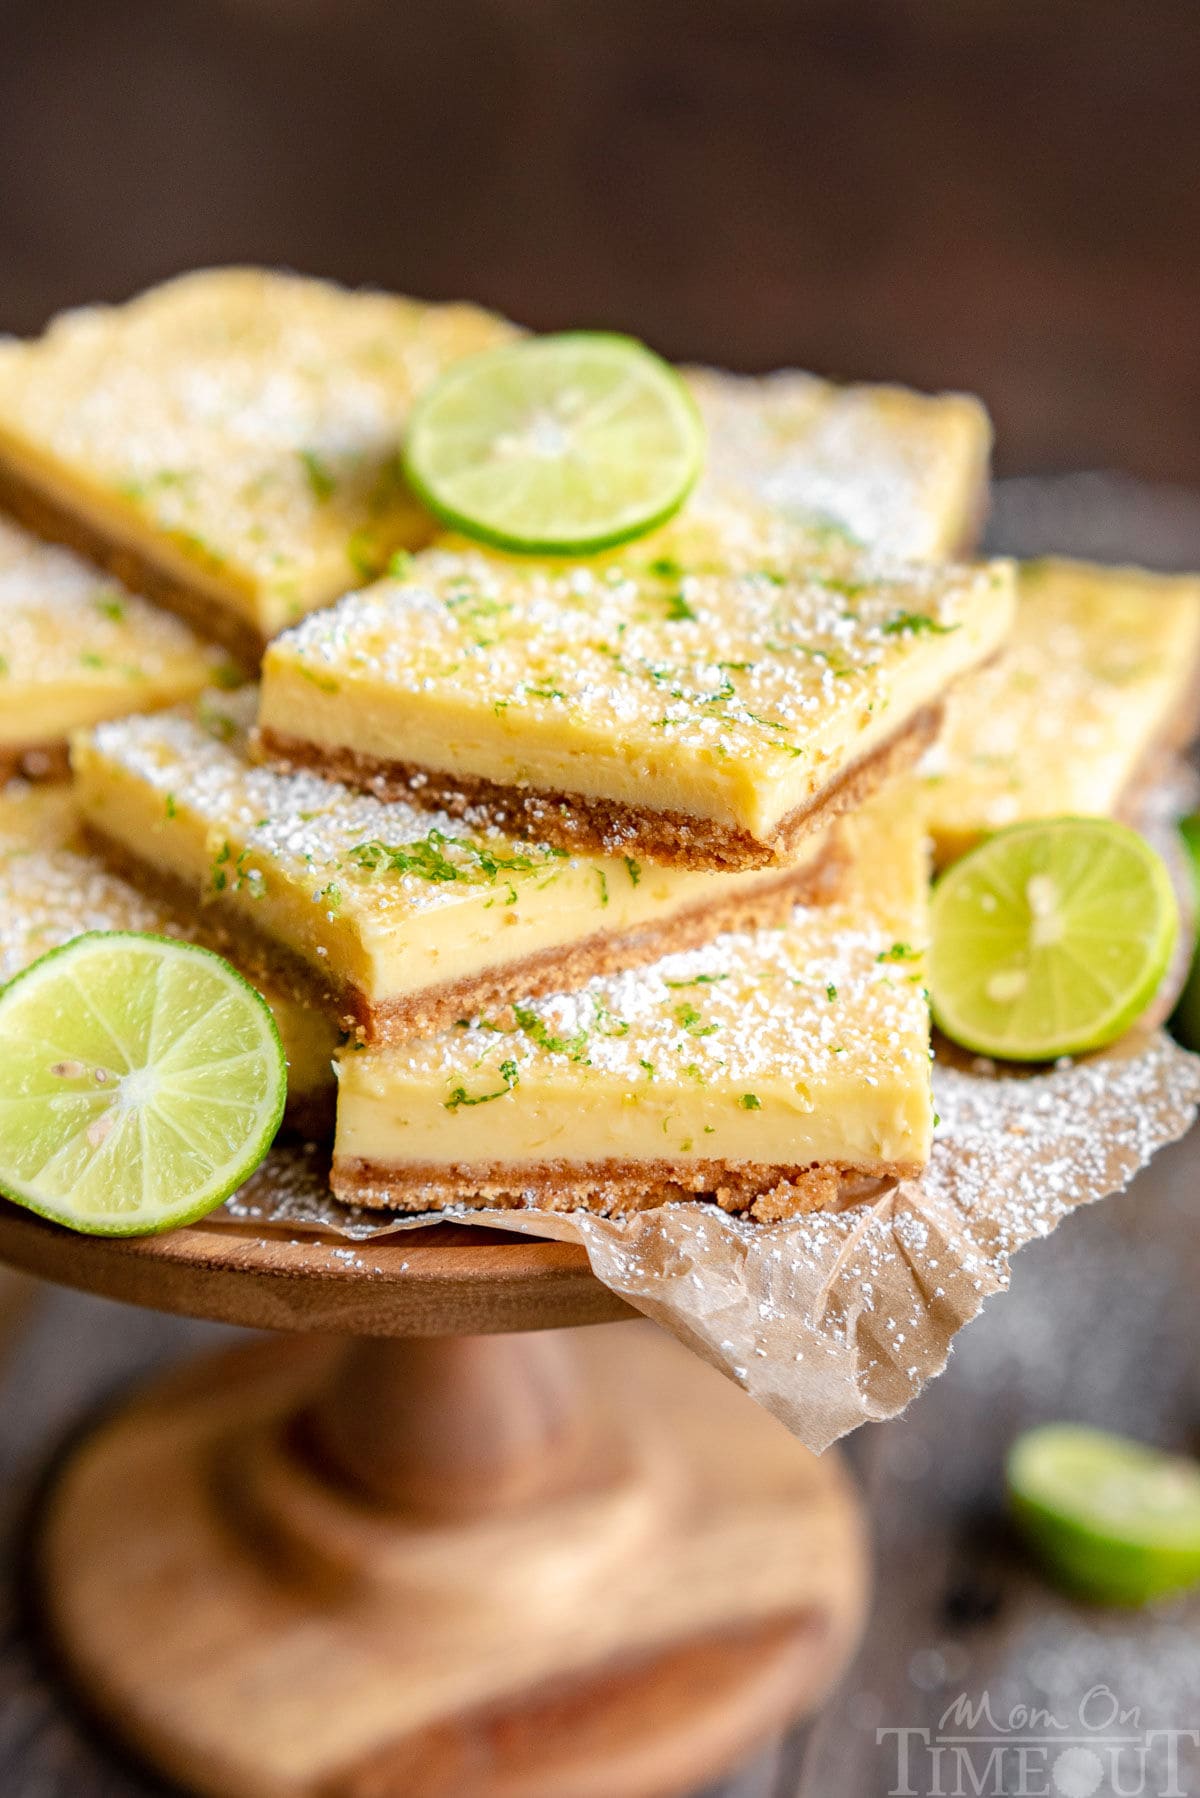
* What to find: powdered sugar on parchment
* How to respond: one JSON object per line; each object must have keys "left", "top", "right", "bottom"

{"left": 224, "top": 1029, "right": 1200, "bottom": 1452}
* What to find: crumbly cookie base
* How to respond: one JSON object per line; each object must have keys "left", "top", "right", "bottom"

{"left": 0, "top": 455, "right": 264, "bottom": 668}
{"left": 0, "top": 741, "right": 71, "bottom": 783}
{"left": 84, "top": 823, "right": 847, "bottom": 1043}
{"left": 66, "top": 830, "right": 328, "bottom": 1128}
{"left": 258, "top": 704, "right": 943, "bottom": 872}
{"left": 334, "top": 1156, "right": 917, "bottom": 1224}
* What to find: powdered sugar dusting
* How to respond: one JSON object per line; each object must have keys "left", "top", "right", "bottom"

{"left": 268, "top": 499, "right": 1011, "bottom": 787}
{"left": 0, "top": 513, "right": 224, "bottom": 699}
{"left": 88, "top": 689, "right": 578, "bottom": 923}
{"left": 0, "top": 270, "right": 514, "bottom": 632}
{"left": 351, "top": 792, "right": 929, "bottom": 1113}
{"left": 688, "top": 367, "right": 988, "bottom": 559}
{"left": 923, "top": 557, "right": 1200, "bottom": 845}
{"left": 223, "top": 1028, "right": 1200, "bottom": 1452}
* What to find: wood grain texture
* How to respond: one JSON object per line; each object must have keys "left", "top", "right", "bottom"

{"left": 2, "top": 1125, "right": 1199, "bottom": 1793}
{"left": 0, "top": 1206, "right": 631, "bottom": 1338}
{"left": 36, "top": 1325, "right": 867, "bottom": 1798}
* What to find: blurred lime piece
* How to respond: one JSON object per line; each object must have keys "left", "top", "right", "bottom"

{"left": 1008, "top": 1424, "right": 1200, "bottom": 1605}
{"left": 1169, "top": 813, "right": 1200, "bottom": 1049}
{"left": 929, "top": 817, "right": 1177, "bottom": 1061}
{"left": 0, "top": 932, "right": 285, "bottom": 1235}
{"left": 403, "top": 332, "right": 704, "bottom": 554}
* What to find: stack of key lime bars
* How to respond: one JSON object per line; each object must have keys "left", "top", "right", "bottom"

{"left": 1, "top": 269, "right": 1199, "bottom": 1236}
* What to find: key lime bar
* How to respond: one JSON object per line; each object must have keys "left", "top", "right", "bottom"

{"left": 72, "top": 688, "right": 841, "bottom": 1045}
{"left": 0, "top": 269, "right": 514, "bottom": 661}
{"left": 332, "top": 795, "right": 932, "bottom": 1221}
{"left": 0, "top": 515, "right": 228, "bottom": 780}
{"left": 689, "top": 368, "right": 991, "bottom": 559}
{"left": 259, "top": 505, "right": 1015, "bottom": 870}
{"left": 0, "top": 783, "right": 336, "bottom": 1131}
{"left": 924, "top": 557, "right": 1200, "bottom": 866}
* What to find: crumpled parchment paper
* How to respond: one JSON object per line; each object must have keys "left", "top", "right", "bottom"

{"left": 225, "top": 1027, "right": 1200, "bottom": 1453}
{"left": 221, "top": 488, "right": 1200, "bottom": 1449}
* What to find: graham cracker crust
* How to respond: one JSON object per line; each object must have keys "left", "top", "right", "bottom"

{"left": 0, "top": 742, "right": 71, "bottom": 783}
{"left": 83, "top": 822, "right": 848, "bottom": 1043}
{"left": 0, "top": 454, "right": 264, "bottom": 668}
{"left": 333, "top": 1155, "right": 916, "bottom": 1224}
{"left": 57, "top": 830, "right": 329, "bottom": 1130}
{"left": 258, "top": 703, "right": 943, "bottom": 873}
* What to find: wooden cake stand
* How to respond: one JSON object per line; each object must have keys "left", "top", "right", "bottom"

{"left": 0, "top": 1198, "right": 870, "bottom": 1798}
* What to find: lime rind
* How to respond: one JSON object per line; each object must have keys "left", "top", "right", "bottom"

{"left": 0, "top": 932, "right": 286, "bottom": 1236}
{"left": 1169, "top": 812, "right": 1200, "bottom": 1051}
{"left": 1008, "top": 1424, "right": 1200, "bottom": 1606}
{"left": 403, "top": 332, "right": 705, "bottom": 555}
{"left": 929, "top": 817, "right": 1178, "bottom": 1062}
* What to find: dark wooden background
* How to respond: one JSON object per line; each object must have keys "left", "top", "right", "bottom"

{"left": 2, "top": 0, "right": 1200, "bottom": 483}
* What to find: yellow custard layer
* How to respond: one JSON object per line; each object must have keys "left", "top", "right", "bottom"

{"left": 0, "top": 783, "right": 336, "bottom": 1113}
{"left": 261, "top": 501, "right": 1015, "bottom": 851}
{"left": 688, "top": 368, "right": 991, "bottom": 559}
{"left": 0, "top": 516, "right": 228, "bottom": 748}
{"left": 334, "top": 796, "right": 932, "bottom": 1179}
{"left": 0, "top": 269, "right": 515, "bottom": 640}
{"left": 72, "top": 689, "right": 828, "bottom": 1023}
{"left": 923, "top": 557, "right": 1200, "bottom": 865}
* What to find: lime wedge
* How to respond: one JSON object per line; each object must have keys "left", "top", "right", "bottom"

{"left": 1008, "top": 1424, "right": 1200, "bottom": 1605}
{"left": 929, "top": 817, "right": 1177, "bottom": 1061}
{"left": 1169, "top": 813, "right": 1200, "bottom": 1050}
{"left": 403, "top": 332, "right": 704, "bottom": 554}
{"left": 0, "top": 932, "right": 286, "bottom": 1235}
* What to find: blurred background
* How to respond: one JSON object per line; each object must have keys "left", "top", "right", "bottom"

{"left": 4, "top": 5, "right": 1200, "bottom": 1793}
{"left": 2, "top": 0, "right": 1200, "bottom": 485}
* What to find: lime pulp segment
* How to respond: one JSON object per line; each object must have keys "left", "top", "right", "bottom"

{"left": 1008, "top": 1424, "right": 1200, "bottom": 1605}
{"left": 0, "top": 932, "right": 286, "bottom": 1235}
{"left": 402, "top": 332, "right": 705, "bottom": 554}
{"left": 928, "top": 817, "right": 1178, "bottom": 1061}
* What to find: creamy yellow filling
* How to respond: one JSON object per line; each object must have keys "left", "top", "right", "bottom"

{"left": 333, "top": 797, "right": 932, "bottom": 1177}
{"left": 261, "top": 501, "right": 1014, "bottom": 845}
{"left": 72, "top": 689, "right": 827, "bottom": 1010}
{"left": 0, "top": 269, "right": 515, "bottom": 637}
{"left": 688, "top": 368, "right": 991, "bottom": 560}
{"left": 922, "top": 557, "right": 1200, "bottom": 865}
{"left": 0, "top": 782, "right": 335, "bottom": 1106}
{"left": 0, "top": 515, "right": 228, "bottom": 746}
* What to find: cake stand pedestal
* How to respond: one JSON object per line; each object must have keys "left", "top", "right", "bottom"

{"left": 0, "top": 1200, "right": 869, "bottom": 1798}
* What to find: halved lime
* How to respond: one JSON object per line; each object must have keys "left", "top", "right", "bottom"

{"left": 0, "top": 933, "right": 286, "bottom": 1235}
{"left": 403, "top": 332, "right": 704, "bottom": 554}
{"left": 1169, "top": 813, "right": 1200, "bottom": 1050}
{"left": 929, "top": 817, "right": 1178, "bottom": 1061}
{"left": 1008, "top": 1424, "right": 1200, "bottom": 1605}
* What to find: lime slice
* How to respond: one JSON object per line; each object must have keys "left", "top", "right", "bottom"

{"left": 929, "top": 817, "right": 1178, "bottom": 1061}
{"left": 403, "top": 332, "right": 704, "bottom": 554}
{"left": 1008, "top": 1424, "right": 1200, "bottom": 1605}
{"left": 0, "top": 932, "right": 286, "bottom": 1235}
{"left": 1169, "top": 813, "right": 1200, "bottom": 1050}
